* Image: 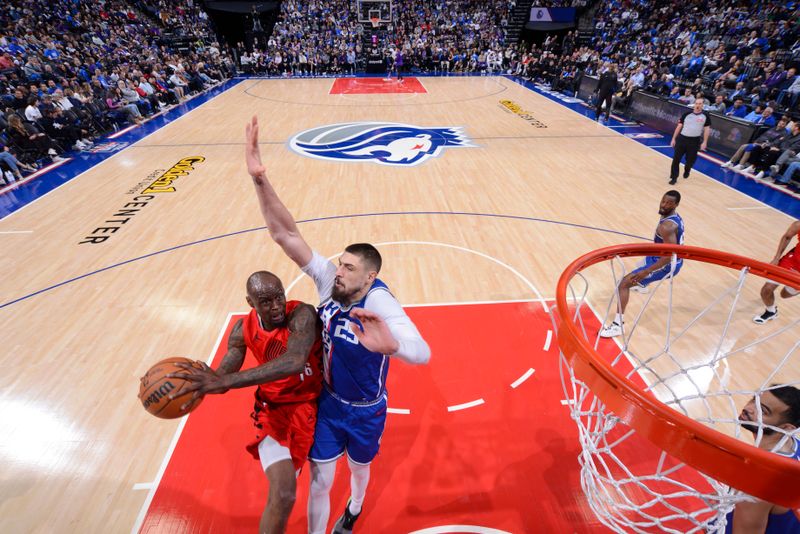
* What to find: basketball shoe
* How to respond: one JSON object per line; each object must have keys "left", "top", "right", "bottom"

{"left": 599, "top": 322, "right": 622, "bottom": 338}
{"left": 332, "top": 498, "right": 361, "bottom": 534}
{"left": 753, "top": 308, "right": 778, "bottom": 324}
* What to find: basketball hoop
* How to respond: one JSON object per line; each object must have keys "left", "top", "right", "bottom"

{"left": 370, "top": 16, "right": 380, "bottom": 29}
{"left": 556, "top": 244, "right": 800, "bottom": 532}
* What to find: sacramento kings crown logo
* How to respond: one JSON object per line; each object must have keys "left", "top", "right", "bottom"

{"left": 288, "top": 122, "right": 474, "bottom": 167}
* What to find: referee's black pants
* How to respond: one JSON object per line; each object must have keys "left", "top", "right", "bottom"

{"left": 670, "top": 134, "right": 702, "bottom": 180}
{"left": 596, "top": 90, "right": 613, "bottom": 119}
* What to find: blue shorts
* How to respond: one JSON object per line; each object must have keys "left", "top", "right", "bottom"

{"left": 308, "top": 387, "right": 387, "bottom": 464}
{"left": 632, "top": 257, "right": 683, "bottom": 287}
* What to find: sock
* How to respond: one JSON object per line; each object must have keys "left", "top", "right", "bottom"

{"left": 614, "top": 313, "right": 623, "bottom": 325}
{"left": 308, "top": 460, "right": 337, "bottom": 534}
{"left": 347, "top": 457, "right": 370, "bottom": 515}
{"left": 766, "top": 305, "right": 777, "bottom": 313}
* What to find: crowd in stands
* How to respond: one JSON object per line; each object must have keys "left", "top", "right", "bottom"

{"left": 508, "top": 0, "right": 800, "bottom": 189}
{"left": 0, "top": 0, "right": 234, "bottom": 185}
{"left": 238, "top": 0, "right": 517, "bottom": 77}
{"left": 240, "top": 0, "right": 362, "bottom": 76}
{"left": 2, "top": 0, "right": 800, "bottom": 190}
{"left": 382, "top": 0, "right": 514, "bottom": 75}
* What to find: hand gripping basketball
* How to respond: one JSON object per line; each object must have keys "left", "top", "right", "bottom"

{"left": 167, "top": 361, "right": 230, "bottom": 410}
{"left": 139, "top": 357, "right": 206, "bottom": 419}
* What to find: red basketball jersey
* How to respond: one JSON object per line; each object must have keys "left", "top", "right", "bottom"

{"left": 242, "top": 300, "right": 323, "bottom": 404}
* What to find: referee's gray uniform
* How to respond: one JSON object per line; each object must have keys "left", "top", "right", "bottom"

{"left": 670, "top": 110, "right": 711, "bottom": 183}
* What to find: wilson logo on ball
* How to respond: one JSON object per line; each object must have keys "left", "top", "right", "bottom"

{"left": 141, "top": 380, "right": 176, "bottom": 409}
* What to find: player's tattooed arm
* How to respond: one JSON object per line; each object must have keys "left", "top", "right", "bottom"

{"left": 166, "top": 319, "right": 247, "bottom": 403}
{"left": 215, "top": 303, "right": 319, "bottom": 389}
{"left": 168, "top": 307, "right": 319, "bottom": 405}
{"left": 217, "top": 319, "right": 247, "bottom": 375}
{"left": 282, "top": 303, "right": 319, "bottom": 371}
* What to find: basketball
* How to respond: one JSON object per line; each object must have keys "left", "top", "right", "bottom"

{"left": 139, "top": 357, "right": 205, "bottom": 419}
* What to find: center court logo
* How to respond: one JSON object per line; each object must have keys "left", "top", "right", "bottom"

{"left": 288, "top": 122, "right": 474, "bottom": 167}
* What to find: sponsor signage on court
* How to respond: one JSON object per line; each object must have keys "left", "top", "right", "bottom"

{"left": 499, "top": 99, "right": 547, "bottom": 128}
{"left": 85, "top": 141, "right": 130, "bottom": 153}
{"left": 79, "top": 156, "right": 205, "bottom": 244}
{"left": 624, "top": 133, "right": 663, "bottom": 139}
{"left": 288, "top": 122, "right": 474, "bottom": 166}
{"left": 534, "top": 84, "right": 583, "bottom": 104}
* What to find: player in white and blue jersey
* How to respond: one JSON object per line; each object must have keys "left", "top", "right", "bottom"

{"left": 245, "top": 117, "right": 431, "bottom": 534}
{"left": 600, "top": 190, "right": 685, "bottom": 338}
{"left": 724, "top": 385, "right": 800, "bottom": 533}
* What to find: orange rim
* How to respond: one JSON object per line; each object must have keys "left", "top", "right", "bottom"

{"left": 556, "top": 243, "right": 800, "bottom": 509}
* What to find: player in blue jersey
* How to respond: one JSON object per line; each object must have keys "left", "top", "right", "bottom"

{"left": 725, "top": 385, "right": 800, "bottom": 533}
{"left": 600, "top": 190, "right": 685, "bottom": 338}
{"left": 245, "top": 116, "right": 431, "bottom": 534}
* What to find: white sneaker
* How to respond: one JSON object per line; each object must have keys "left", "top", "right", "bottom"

{"left": 721, "top": 160, "right": 733, "bottom": 168}
{"left": 599, "top": 322, "right": 623, "bottom": 338}
{"left": 630, "top": 284, "right": 649, "bottom": 294}
{"left": 753, "top": 308, "right": 778, "bottom": 324}
{"left": 732, "top": 163, "right": 745, "bottom": 171}
{"left": 51, "top": 155, "right": 68, "bottom": 163}
{"left": 48, "top": 148, "right": 58, "bottom": 156}
{"left": 743, "top": 165, "right": 756, "bottom": 174}
{"left": 81, "top": 138, "right": 94, "bottom": 147}
{"left": 73, "top": 141, "right": 87, "bottom": 150}
{"left": 754, "top": 171, "right": 765, "bottom": 180}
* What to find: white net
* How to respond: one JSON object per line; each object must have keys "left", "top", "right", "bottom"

{"left": 556, "top": 246, "right": 800, "bottom": 533}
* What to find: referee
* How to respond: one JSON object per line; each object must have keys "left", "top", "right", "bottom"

{"left": 669, "top": 97, "right": 711, "bottom": 184}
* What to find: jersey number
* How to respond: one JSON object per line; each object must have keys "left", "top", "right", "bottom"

{"left": 333, "top": 319, "right": 359, "bottom": 345}
{"left": 298, "top": 363, "right": 313, "bottom": 382}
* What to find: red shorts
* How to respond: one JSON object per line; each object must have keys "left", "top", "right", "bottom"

{"left": 778, "top": 249, "right": 800, "bottom": 272}
{"left": 246, "top": 399, "right": 317, "bottom": 472}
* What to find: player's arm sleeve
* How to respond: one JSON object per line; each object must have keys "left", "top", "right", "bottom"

{"left": 365, "top": 289, "right": 431, "bottom": 365}
{"left": 300, "top": 250, "right": 337, "bottom": 304}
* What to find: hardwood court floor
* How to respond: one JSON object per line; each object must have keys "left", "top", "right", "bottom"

{"left": 0, "top": 76, "right": 797, "bottom": 533}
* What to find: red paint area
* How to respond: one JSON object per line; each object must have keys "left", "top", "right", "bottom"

{"left": 138, "top": 302, "right": 705, "bottom": 533}
{"left": 329, "top": 77, "right": 427, "bottom": 94}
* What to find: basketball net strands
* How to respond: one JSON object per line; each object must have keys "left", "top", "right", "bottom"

{"left": 555, "top": 244, "right": 800, "bottom": 533}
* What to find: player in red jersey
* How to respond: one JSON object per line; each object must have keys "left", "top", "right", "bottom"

{"left": 170, "top": 271, "right": 322, "bottom": 534}
{"left": 754, "top": 220, "right": 800, "bottom": 324}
